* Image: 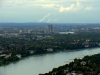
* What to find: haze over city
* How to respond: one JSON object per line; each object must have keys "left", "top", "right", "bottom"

{"left": 0, "top": 0, "right": 100, "bottom": 23}
{"left": 0, "top": 0, "right": 100, "bottom": 75}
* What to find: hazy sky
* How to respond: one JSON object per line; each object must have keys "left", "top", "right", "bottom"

{"left": 0, "top": 0, "right": 100, "bottom": 23}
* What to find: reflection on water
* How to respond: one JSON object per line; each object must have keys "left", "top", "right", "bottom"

{"left": 0, "top": 48, "right": 100, "bottom": 75}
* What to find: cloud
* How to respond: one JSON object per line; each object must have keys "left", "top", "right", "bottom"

{"left": 39, "top": 12, "right": 58, "bottom": 23}
{"left": 59, "top": 4, "right": 77, "bottom": 12}
{"left": 39, "top": 13, "right": 51, "bottom": 22}
{"left": 58, "top": 0, "right": 96, "bottom": 12}
{"left": 37, "top": 0, "right": 46, "bottom": 2}
{"left": 85, "top": 6, "right": 93, "bottom": 11}
{"left": 41, "top": 4, "right": 59, "bottom": 8}
{"left": 0, "top": 0, "right": 3, "bottom": 7}
{"left": 0, "top": 0, "right": 98, "bottom": 12}
{"left": 59, "top": 0, "right": 80, "bottom": 12}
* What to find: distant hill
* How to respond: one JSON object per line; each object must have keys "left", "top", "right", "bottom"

{"left": 0, "top": 23, "right": 100, "bottom": 27}
{"left": 0, "top": 23, "right": 49, "bottom": 27}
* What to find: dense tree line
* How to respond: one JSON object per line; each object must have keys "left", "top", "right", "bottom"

{"left": 0, "top": 31, "right": 100, "bottom": 66}
{"left": 40, "top": 53, "right": 100, "bottom": 75}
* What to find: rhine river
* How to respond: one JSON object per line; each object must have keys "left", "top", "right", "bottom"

{"left": 0, "top": 48, "right": 100, "bottom": 75}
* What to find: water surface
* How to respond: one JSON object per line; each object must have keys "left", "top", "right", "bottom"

{"left": 0, "top": 48, "right": 100, "bottom": 75}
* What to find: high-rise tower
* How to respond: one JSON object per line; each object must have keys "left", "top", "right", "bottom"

{"left": 48, "top": 25, "right": 53, "bottom": 34}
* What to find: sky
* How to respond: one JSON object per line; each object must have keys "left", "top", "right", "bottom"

{"left": 0, "top": 0, "right": 100, "bottom": 23}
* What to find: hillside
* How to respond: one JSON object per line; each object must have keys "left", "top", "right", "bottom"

{"left": 40, "top": 53, "right": 100, "bottom": 75}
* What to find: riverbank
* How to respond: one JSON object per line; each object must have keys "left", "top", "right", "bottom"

{"left": 40, "top": 53, "right": 100, "bottom": 75}
{"left": 0, "top": 48, "right": 100, "bottom": 75}
{"left": 0, "top": 46, "right": 99, "bottom": 67}
{"left": 1, "top": 31, "right": 100, "bottom": 67}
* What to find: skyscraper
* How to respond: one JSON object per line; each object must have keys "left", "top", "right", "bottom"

{"left": 48, "top": 25, "right": 53, "bottom": 34}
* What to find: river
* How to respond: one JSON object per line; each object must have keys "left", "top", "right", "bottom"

{"left": 0, "top": 48, "right": 100, "bottom": 75}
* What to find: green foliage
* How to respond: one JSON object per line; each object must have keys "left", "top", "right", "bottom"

{"left": 41, "top": 53, "right": 100, "bottom": 75}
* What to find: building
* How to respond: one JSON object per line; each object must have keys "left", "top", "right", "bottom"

{"left": 59, "top": 32, "right": 75, "bottom": 34}
{"left": 48, "top": 25, "right": 53, "bottom": 34}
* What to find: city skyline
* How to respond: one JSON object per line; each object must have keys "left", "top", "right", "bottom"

{"left": 0, "top": 0, "right": 100, "bottom": 23}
